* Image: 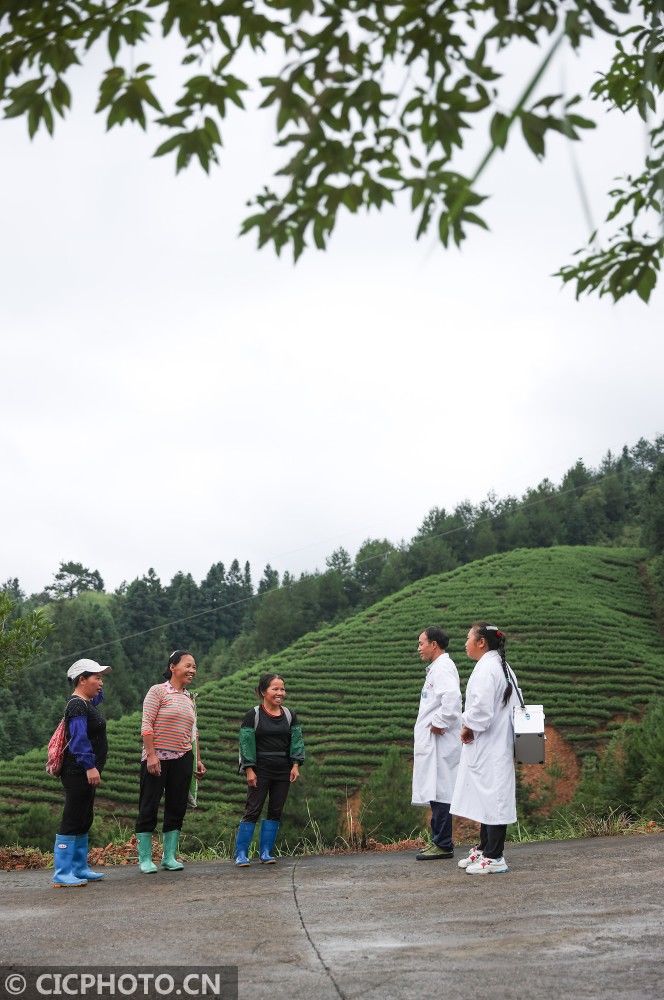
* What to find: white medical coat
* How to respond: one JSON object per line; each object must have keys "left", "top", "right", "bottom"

{"left": 451, "top": 650, "right": 520, "bottom": 825}
{"left": 411, "top": 653, "right": 462, "bottom": 805}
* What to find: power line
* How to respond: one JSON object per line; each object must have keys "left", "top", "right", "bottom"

{"left": 26, "top": 465, "right": 642, "bottom": 669}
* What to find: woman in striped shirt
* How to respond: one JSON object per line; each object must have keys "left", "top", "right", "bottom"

{"left": 135, "top": 649, "right": 206, "bottom": 874}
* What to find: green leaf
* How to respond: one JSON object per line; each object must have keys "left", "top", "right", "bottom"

{"left": 204, "top": 116, "right": 221, "bottom": 144}
{"left": 438, "top": 212, "right": 450, "bottom": 248}
{"left": 490, "top": 111, "right": 510, "bottom": 149}
{"left": 41, "top": 99, "right": 54, "bottom": 136}
{"left": 27, "top": 102, "right": 40, "bottom": 139}
{"left": 463, "top": 211, "right": 489, "bottom": 231}
{"left": 108, "top": 26, "right": 120, "bottom": 63}
{"left": 9, "top": 77, "right": 45, "bottom": 99}
{"left": 341, "top": 184, "right": 362, "bottom": 211}
{"left": 153, "top": 134, "right": 184, "bottom": 157}
{"left": 156, "top": 111, "right": 191, "bottom": 128}
{"left": 51, "top": 78, "right": 71, "bottom": 117}
{"left": 520, "top": 113, "right": 545, "bottom": 158}
{"left": 312, "top": 216, "right": 326, "bottom": 249}
{"left": 636, "top": 265, "right": 656, "bottom": 303}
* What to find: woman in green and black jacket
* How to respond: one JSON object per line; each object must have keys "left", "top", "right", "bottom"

{"left": 234, "top": 673, "right": 305, "bottom": 866}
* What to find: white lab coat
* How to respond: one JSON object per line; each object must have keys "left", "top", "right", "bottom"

{"left": 451, "top": 650, "right": 520, "bottom": 825}
{"left": 411, "top": 653, "right": 462, "bottom": 805}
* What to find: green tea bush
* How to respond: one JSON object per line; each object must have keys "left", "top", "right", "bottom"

{"left": 278, "top": 758, "right": 340, "bottom": 848}
{"left": 575, "top": 698, "right": 664, "bottom": 815}
{"left": 179, "top": 802, "right": 238, "bottom": 855}
{"left": 15, "top": 804, "right": 56, "bottom": 851}
{"left": 360, "top": 746, "right": 426, "bottom": 842}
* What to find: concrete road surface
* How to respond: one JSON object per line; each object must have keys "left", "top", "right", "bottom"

{"left": 1, "top": 834, "right": 663, "bottom": 1000}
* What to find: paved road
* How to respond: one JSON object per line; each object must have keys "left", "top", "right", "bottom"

{"left": 1, "top": 834, "right": 663, "bottom": 999}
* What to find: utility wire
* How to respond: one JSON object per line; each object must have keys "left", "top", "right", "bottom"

{"left": 560, "top": 44, "right": 597, "bottom": 242}
{"left": 425, "top": 30, "right": 566, "bottom": 260}
{"left": 27, "top": 465, "right": 639, "bottom": 669}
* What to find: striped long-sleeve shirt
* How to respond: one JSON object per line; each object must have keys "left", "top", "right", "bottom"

{"left": 140, "top": 681, "right": 196, "bottom": 759}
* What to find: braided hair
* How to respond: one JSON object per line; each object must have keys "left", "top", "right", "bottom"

{"left": 471, "top": 621, "right": 512, "bottom": 707}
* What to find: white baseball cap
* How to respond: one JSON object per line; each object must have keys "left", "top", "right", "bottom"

{"left": 67, "top": 658, "right": 113, "bottom": 681}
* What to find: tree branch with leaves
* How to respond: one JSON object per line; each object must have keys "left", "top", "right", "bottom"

{"left": 0, "top": 592, "right": 52, "bottom": 687}
{"left": 1, "top": 1, "right": 662, "bottom": 300}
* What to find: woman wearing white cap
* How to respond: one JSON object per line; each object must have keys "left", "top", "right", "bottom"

{"left": 52, "top": 658, "right": 112, "bottom": 887}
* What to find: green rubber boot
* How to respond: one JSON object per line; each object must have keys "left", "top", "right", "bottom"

{"left": 137, "top": 832, "right": 159, "bottom": 874}
{"left": 160, "top": 829, "right": 184, "bottom": 871}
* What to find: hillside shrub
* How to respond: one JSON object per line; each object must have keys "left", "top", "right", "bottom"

{"left": 647, "top": 555, "right": 664, "bottom": 627}
{"left": 179, "top": 802, "right": 238, "bottom": 855}
{"left": 360, "top": 746, "right": 426, "bottom": 842}
{"left": 575, "top": 698, "right": 664, "bottom": 815}
{"left": 15, "top": 804, "right": 55, "bottom": 851}
{"left": 0, "top": 818, "right": 19, "bottom": 847}
{"left": 278, "top": 758, "right": 339, "bottom": 849}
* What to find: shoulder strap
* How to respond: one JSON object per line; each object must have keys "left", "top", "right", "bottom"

{"left": 253, "top": 705, "right": 293, "bottom": 728}
{"left": 506, "top": 664, "right": 525, "bottom": 710}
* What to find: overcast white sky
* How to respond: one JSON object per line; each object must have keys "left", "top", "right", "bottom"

{"left": 1, "top": 25, "right": 662, "bottom": 596}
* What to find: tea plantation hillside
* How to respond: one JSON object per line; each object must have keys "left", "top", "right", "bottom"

{"left": 2, "top": 546, "right": 663, "bottom": 834}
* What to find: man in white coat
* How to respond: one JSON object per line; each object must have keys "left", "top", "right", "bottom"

{"left": 411, "top": 626, "right": 462, "bottom": 860}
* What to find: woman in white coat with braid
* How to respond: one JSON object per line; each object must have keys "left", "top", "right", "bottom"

{"left": 411, "top": 626, "right": 462, "bottom": 860}
{"left": 451, "top": 622, "right": 521, "bottom": 875}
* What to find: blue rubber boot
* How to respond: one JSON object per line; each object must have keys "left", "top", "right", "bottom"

{"left": 52, "top": 834, "right": 87, "bottom": 887}
{"left": 72, "top": 834, "right": 105, "bottom": 881}
{"left": 259, "top": 820, "right": 280, "bottom": 864}
{"left": 234, "top": 821, "right": 256, "bottom": 866}
{"left": 161, "top": 829, "right": 184, "bottom": 871}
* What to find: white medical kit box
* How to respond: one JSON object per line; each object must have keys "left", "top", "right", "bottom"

{"left": 513, "top": 705, "right": 546, "bottom": 764}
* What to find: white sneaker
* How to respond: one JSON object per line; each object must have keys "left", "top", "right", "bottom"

{"left": 466, "top": 855, "right": 508, "bottom": 875}
{"left": 457, "top": 846, "right": 483, "bottom": 869}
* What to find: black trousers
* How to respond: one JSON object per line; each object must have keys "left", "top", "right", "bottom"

{"left": 242, "top": 768, "right": 291, "bottom": 823}
{"left": 479, "top": 823, "right": 507, "bottom": 860}
{"left": 429, "top": 800, "right": 453, "bottom": 850}
{"left": 59, "top": 765, "right": 98, "bottom": 835}
{"left": 135, "top": 751, "right": 193, "bottom": 834}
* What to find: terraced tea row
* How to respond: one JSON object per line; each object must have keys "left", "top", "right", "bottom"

{"left": 1, "top": 546, "right": 663, "bottom": 835}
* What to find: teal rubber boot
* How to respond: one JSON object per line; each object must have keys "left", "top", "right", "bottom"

{"left": 161, "top": 829, "right": 184, "bottom": 871}
{"left": 72, "top": 834, "right": 105, "bottom": 881}
{"left": 234, "top": 821, "right": 255, "bottom": 866}
{"left": 259, "top": 820, "right": 280, "bottom": 864}
{"left": 137, "top": 832, "right": 159, "bottom": 874}
{"left": 52, "top": 834, "right": 87, "bottom": 887}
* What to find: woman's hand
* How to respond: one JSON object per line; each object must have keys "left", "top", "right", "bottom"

{"left": 246, "top": 767, "right": 258, "bottom": 787}
{"left": 430, "top": 725, "right": 445, "bottom": 735}
{"left": 195, "top": 759, "right": 206, "bottom": 779}
{"left": 460, "top": 725, "right": 475, "bottom": 745}
{"left": 290, "top": 763, "right": 300, "bottom": 783}
{"left": 86, "top": 767, "right": 101, "bottom": 787}
{"left": 146, "top": 752, "right": 161, "bottom": 776}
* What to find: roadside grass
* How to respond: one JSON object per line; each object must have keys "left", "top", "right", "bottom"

{"left": 509, "top": 806, "right": 664, "bottom": 844}
{"left": 4, "top": 810, "right": 663, "bottom": 871}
